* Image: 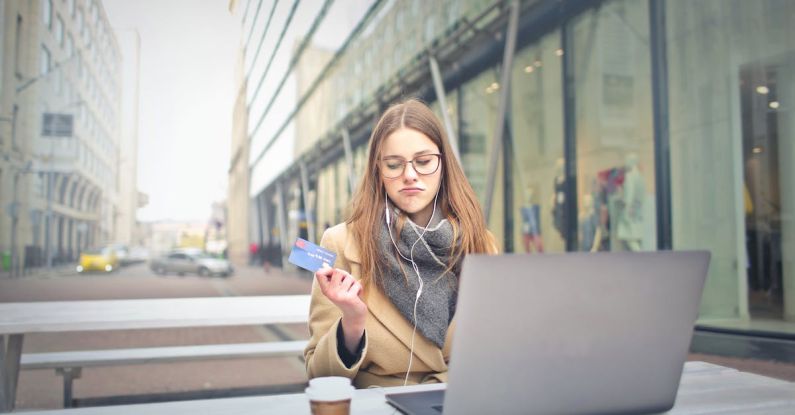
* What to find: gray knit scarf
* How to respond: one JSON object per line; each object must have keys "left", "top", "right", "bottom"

{"left": 378, "top": 209, "right": 460, "bottom": 348}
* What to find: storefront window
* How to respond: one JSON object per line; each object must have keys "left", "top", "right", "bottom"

{"left": 510, "top": 30, "right": 565, "bottom": 253}
{"left": 460, "top": 68, "right": 505, "bottom": 249}
{"left": 572, "top": 0, "right": 656, "bottom": 253}
{"left": 430, "top": 88, "right": 459, "bottom": 146}
{"left": 667, "top": 0, "right": 795, "bottom": 325}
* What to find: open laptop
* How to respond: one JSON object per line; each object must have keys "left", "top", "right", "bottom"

{"left": 386, "top": 251, "right": 710, "bottom": 415}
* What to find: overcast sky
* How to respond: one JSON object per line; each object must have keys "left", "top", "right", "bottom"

{"left": 102, "top": 0, "right": 376, "bottom": 222}
{"left": 104, "top": 0, "right": 240, "bottom": 222}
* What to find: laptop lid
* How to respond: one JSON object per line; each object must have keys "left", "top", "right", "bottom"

{"left": 438, "top": 251, "right": 710, "bottom": 415}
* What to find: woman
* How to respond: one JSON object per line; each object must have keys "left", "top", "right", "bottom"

{"left": 304, "top": 98, "right": 496, "bottom": 388}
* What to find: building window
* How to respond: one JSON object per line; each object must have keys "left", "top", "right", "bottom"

{"left": 40, "top": 45, "right": 51, "bottom": 75}
{"left": 83, "top": 22, "right": 91, "bottom": 46}
{"left": 424, "top": 16, "right": 436, "bottom": 46}
{"left": 15, "top": 15, "right": 24, "bottom": 77}
{"left": 76, "top": 56, "right": 83, "bottom": 80}
{"left": 68, "top": 0, "right": 75, "bottom": 16}
{"left": 56, "top": 15, "right": 64, "bottom": 45}
{"left": 510, "top": 30, "right": 566, "bottom": 253}
{"left": 460, "top": 67, "right": 504, "bottom": 249}
{"left": 66, "top": 34, "right": 73, "bottom": 57}
{"left": 42, "top": 0, "right": 52, "bottom": 28}
{"left": 572, "top": 0, "right": 656, "bottom": 253}
{"left": 77, "top": 10, "right": 84, "bottom": 38}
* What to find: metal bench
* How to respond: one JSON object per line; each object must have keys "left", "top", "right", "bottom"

{"left": 21, "top": 340, "right": 308, "bottom": 408}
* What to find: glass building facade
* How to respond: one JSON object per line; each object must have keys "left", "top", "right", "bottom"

{"left": 246, "top": 0, "right": 795, "bottom": 337}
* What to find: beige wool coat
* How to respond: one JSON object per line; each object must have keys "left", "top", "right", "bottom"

{"left": 304, "top": 222, "right": 460, "bottom": 388}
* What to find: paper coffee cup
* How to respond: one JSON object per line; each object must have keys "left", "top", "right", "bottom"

{"left": 306, "top": 377, "right": 354, "bottom": 415}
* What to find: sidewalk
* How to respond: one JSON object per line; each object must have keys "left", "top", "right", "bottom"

{"left": 1, "top": 263, "right": 79, "bottom": 280}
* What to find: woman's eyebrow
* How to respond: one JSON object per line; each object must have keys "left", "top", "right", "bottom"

{"left": 413, "top": 149, "right": 435, "bottom": 156}
{"left": 383, "top": 149, "right": 436, "bottom": 159}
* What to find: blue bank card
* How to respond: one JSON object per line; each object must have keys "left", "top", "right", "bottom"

{"left": 288, "top": 238, "right": 337, "bottom": 273}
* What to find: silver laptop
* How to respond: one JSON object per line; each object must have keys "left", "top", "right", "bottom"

{"left": 386, "top": 251, "right": 710, "bottom": 415}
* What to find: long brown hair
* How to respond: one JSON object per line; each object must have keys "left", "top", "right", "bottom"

{"left": 346, "top": 98, "right": 495, "bottom": 292}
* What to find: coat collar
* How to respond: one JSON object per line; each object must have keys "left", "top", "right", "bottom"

{"left": 342, "top": 228, "right": 361, "bottom": 264}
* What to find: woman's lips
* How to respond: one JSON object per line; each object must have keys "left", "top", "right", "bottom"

{"left": 400, "top": 187, "right": 423, "bottom": 195}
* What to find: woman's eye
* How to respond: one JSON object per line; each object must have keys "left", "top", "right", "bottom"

{"left": 386, "top": 162, "right": 403, "bottom": 170}
{"left": 415, "top": 159, "right": 431, "bottom": 166}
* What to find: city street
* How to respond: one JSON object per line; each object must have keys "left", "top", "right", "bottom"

{"left": 0, "top": 263, "right": 313, "bottom": 410}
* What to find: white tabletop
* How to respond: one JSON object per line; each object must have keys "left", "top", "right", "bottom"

{"left": 17, "top": 362, "right": 795, "bottom": 414}
{"left": 0, "top": 295, "right": 311, "bottom": 335}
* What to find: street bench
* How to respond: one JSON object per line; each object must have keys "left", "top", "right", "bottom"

{"left": 21, "top": 340, "right": 308, "bottom": 408}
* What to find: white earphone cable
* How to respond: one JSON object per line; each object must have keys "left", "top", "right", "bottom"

{"left": 385, "top": 188, "right": 439, "bottom": 386}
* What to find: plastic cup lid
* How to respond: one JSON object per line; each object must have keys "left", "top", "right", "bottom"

{"left": 308, "top": 376, "right": 351, "bottom": 389}
{"left": 305, "top": 378, "right": 354, "bottom": 402}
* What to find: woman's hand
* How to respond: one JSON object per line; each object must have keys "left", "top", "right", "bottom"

{"left": 315, "top": 264, "right": 367, "bottom": 354}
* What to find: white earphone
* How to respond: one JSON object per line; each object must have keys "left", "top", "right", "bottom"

{"left": 384, "top": 186, "right": 440, "bottom": 386}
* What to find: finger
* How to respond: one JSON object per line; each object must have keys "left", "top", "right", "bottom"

{"left": 342, "top": 276, "right": 356, "bottom": 292}
{"left": 315, "top": 273, "right": 330, "bottom": 292}
{"left": 337, "top": 268, "right": 354, "bottom": 284}
{"left": 352, "top": 281, "right": 364, "bottom": 298}
{"left": 330, "top": 270, "right": 344, "bottom": 287}
{"left": 315, "top": 265, "right": 334, "bottom": 281}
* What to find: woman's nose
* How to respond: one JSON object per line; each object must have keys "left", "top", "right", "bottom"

{"left": 403, "top": 162, "right": 419, "bottom": 180}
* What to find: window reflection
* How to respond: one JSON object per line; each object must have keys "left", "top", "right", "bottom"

{"left": 510, "top": 31, "right": 565, "bottom": 253}
{"left": 460, "top": 68, "right": 505, "bottom": 249}
{"left": 572, "top": 0, "right": 656, "bottom": 252}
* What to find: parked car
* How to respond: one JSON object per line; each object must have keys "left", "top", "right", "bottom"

{"left": 77, "top": 247, "right": 119, "bottom": 273}
{"left": 108, "top": 243, "right": 130, "bottom": 266}
{"left": 149, "top": 250, "right": 234, "bottom": 277}
{"left": 127, "top": 246, "right": 150, "bottom": 264}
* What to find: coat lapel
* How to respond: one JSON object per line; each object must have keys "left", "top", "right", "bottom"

{"left": 367, "top": 286, "right": 448, "bottom": 368}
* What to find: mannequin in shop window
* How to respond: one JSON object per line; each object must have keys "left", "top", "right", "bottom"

{"left": 616, "top": 153, "right": 645, "bottom": 251}
{"left": 520, "top": 185, "right": 544, "bottom": 253}
{"left": 550, "top": 158, "right": 567, "bottom": 240}
{"left": 579, "top": 194, "right": 601, "bottom": 252}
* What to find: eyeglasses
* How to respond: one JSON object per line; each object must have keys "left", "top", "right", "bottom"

{"left": 379, "top": 154, "right": 442, "bottom": 179}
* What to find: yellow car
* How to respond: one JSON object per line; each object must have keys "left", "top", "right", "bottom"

{"left": 77, "top": 247, "right": 119, "bottom": 273}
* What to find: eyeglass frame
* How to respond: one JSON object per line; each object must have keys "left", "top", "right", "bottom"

{"left": 379, "top": 153, "right": 443, "bottom": 179}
